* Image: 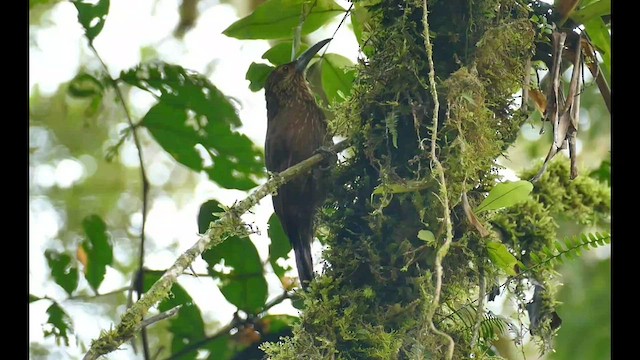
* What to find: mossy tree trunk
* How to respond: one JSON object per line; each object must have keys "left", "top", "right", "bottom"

{"left": 264, "top": 1, "right": 564, "bottom": 359}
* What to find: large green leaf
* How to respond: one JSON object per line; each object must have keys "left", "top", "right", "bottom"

{"left": 81, "top": 214, "right": 112, "bottom": 292}
{"left": 262, "top": 42, "right": 310, "bottom": 65}
{"left": 246, "top": 62, "right": 275, "bottom": 92}
{"left": 144, "top": 271, "right": 205, "bottom": 359}
{"left": 45, "top": 250, "right": 79, "bottom": 296}
{"left": 120, "top": 63, "right": 264, "bottom": 190}
{"left": 476, "top": 180, "right": 533, "bottom": 213}
{"left": 43, "top": 302, "right": 73, "bottom": 346}
{"left": 268, "top": 213, "right": 292, "bottom": 279}
{"left": 223, "top": 0, "right": 345, "bottom": 40}
{"left": 200, "top": 200, "right": 268, "bottom": 313}
{"left": 72, "top": 0, "right": 110, "bottom": 44}
{"left": 570, "top": 0, "right": 610, "bottom": 24}
{"left": 321, "top": 53, "right": 356, "bottom": 104}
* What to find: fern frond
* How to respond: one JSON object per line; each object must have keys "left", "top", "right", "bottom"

{"left": 529, "top": 232, "right": 610, "bottom": 269}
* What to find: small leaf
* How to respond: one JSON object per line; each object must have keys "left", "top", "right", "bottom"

{"left": 476, "top": 180, "right": 533, "bottom": 213}
{"left": 268, "top": 214, "right": 292, "bottom": 279}
{"left": 321, "top": 53, "right": 356, "bottom": 104}
{"left": 528, "top": 89, "right": 547, "bottom": 113}
{"left": 45, "top": 250, "right": 79, "bottom": 296}
{"left": 72, "top": 0, "right": 110, "bottom": 44}
{"left": 417, "top": 229, "right": 435, "bottom": 244}
{"left": 43, "top": 302, "right": 72, "bottom": 346}
{"left": 223, "top": 0, "right": 344, "bottom": 40}
{"left": 262, "top": 42, "right": 309, "bottom": 65}
{"left": 486, "top": 242, "right": 518, "bottom": 276}
{"left": 81, "top": 214, "right": 113, "bottom": 292}
{"left": 68, "top": 73, "right": 104, "bottom": 98}
{"left": 29, "top": 294, "right": 42, "bottom": 303}
{"left": 246, "top": 62, "right": 275, "bottom": 92}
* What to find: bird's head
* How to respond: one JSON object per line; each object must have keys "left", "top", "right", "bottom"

{"left": 264, "top": 38, "right": 332, "bottom": 100}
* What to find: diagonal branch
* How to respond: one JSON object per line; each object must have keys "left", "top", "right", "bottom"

{"left": 82, "top": 139, "right": 350, "bottom": 360}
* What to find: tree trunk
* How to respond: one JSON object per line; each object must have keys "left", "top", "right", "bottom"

{"left": 265, "top": 0, "right": 538, "bottom": 358}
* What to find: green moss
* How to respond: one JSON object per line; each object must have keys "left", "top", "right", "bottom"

{"left": 522, "top": 160, "right": 611, "bottom": 225}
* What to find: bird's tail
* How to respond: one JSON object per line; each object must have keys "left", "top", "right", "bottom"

{"left": 291, "top": 221, "right": 314, "bottom": 289}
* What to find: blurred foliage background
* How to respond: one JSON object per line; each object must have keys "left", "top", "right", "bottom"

{"left": 29, "top": 0, "right": 610, "bottom": 359}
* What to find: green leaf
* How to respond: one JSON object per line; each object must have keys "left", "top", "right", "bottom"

{"left": 45, "top": 250, "right": 79, "bottom": 296}
{"left": 206, "top": 335, "right": 231, "bottom": 360}
{"left": 262, "top": 42, "right": 309, "bottom": 65}
{"left": 121, "top": 63, "right": 264, "bottom": 190}
{"left": 197, "top": 199, "right": 222, "bottom": 234}
{"left": 583, "top": 16, "right": 610, "bottom": 79}
{"left": 81, "top": 214, "right": 113, "bottom": 292}
{"left": 246, "top": 62, "right": 275, "bottom": 92}
{"left": 200, "top": 200, "right": 268, "bottom": 313}
{"left": 486, "top": 242, "right": 518, "bottom": 276}
{"left": 570, "top": 0, "right": 610, "bottom": 24}
{"left": 476, "top": 180, "right": 533, "bottom": 213}
{"left": 417, "top": 229, "right": 435, "bottom": 245}
{"left": 268, "top": 213, "right": 292, "bottom": 279}
{"left": 350, "top": 4, "right": 368, "bottom": 46}
{"left": 72, "top": 0, "right": 110, "bottom": 44}
{"left": 29, "top": 294, "right": 42, "bottom": 303}
{"left": 321, "top": 53, "right": 356, "bottom": 104}
{"left": 67, "top": 73, "right": 104, "bottom": 98}
{"left": 223, "top": 0, "right": 344, "bottom": 40}
{"left": 43, "top": 302, "right": 72, "bottom": 346}
{"left": 144, "top": 272, "right": 205, "bottom": 359}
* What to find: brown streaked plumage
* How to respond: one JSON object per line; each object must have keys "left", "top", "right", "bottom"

{"left": 264, "top": 39, "right": 332, "bottom": 289}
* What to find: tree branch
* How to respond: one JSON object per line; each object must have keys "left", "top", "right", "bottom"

{"left": 82, "top": 140, "right": 350, "bottom": 360}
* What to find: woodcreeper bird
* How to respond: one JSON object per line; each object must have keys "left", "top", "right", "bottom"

{"left": 264, "top": 38, "right": 332, "bottom": 289}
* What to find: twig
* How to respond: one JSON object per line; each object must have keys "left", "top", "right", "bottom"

{"left": 421, "top": 1, "right": 455, "bottom": 358}
{"left": 89, "top": 42, "right": 152, "bottom": 360}
{"left": 321, "top": 3, "right": 354, "bottom": 58}
{"left": 82, "top": 140, "right": 350, "bottom": 360}
{"left": 140, "top": 305, "right": 182, "bottom": 329}
{"left": 66, "top": 287, "right": 130, "bottom": 301}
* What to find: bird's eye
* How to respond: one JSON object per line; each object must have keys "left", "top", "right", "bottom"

{"left": 282, "top": 65, "right": 289, "bottom": 71}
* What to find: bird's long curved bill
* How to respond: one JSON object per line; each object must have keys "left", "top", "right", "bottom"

{"left": 295, "top": 38, "right": 332, "bottom": 73}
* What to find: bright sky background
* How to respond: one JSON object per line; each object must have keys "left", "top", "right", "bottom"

{"left": 30, "top": 0, "right": 358, "bottom": 358}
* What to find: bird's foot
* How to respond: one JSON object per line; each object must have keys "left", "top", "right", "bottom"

{"left": 314, "top": 146, "right": 337, "bottom": 171}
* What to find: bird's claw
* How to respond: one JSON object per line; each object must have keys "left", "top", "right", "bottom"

{"left": 314, "top": 146, "right": 337, "bottom": 171}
